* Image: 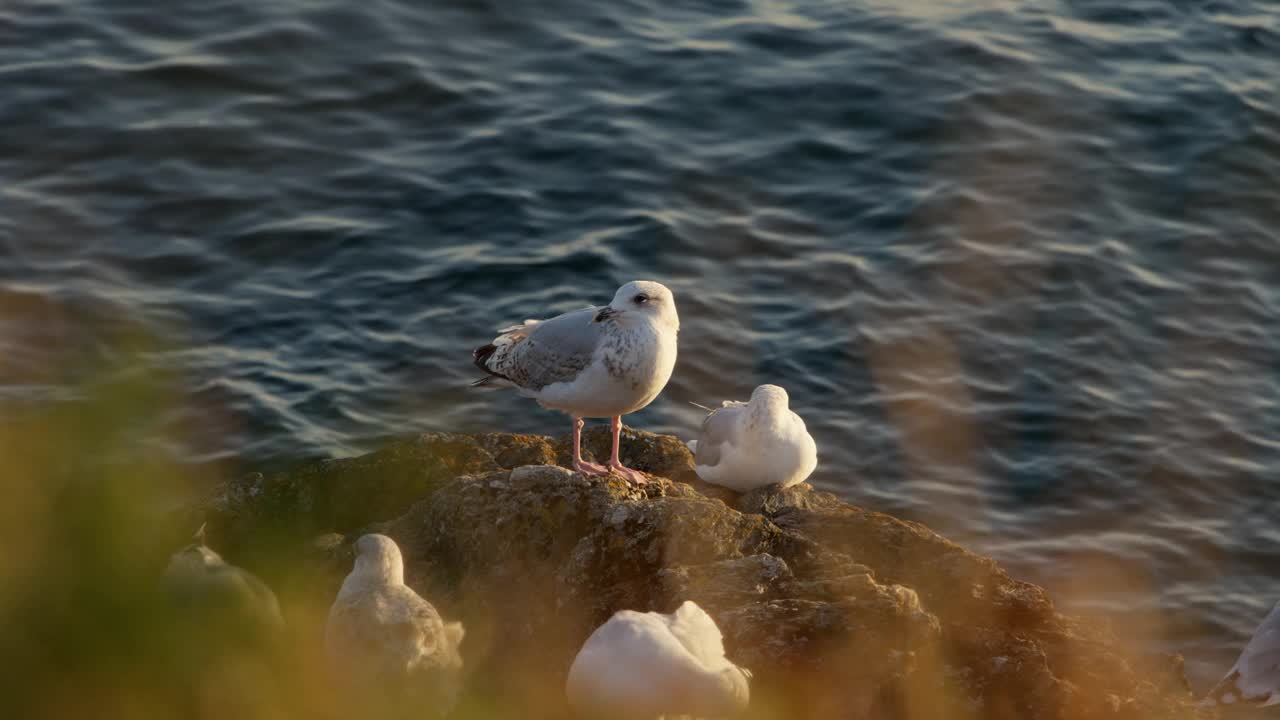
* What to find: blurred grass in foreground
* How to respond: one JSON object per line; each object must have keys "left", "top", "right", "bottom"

{"left": 0, "top": 344, "right": 616, "bottom": 720}
{"left": 0, "top": 344, "right": 338, "bottom": 720}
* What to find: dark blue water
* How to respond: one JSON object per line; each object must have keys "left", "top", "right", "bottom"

{"left": 3, "top": 0, "right": 1279, "bottom": 694}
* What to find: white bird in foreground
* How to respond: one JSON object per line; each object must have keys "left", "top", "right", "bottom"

{"left": 326, "top": 534, "right": 465, "bottom": 716}
{"left": 163, "top": 524, "right": 284, "bottom": 633}
{"left": 472, "top": 280, "right": 679, "bottom": 484}
{"left": 566, "top": 601, "right": 751, "bottom": 720}
{"left": 1203, "top": 599, "right": 1280, "bottom": 707}
{"left": 687, "top": 384, "right": 817, "bottom": 492}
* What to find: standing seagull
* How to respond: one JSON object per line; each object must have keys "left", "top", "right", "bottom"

{"left": 688, "top": 384, "right": 817, "bottom": 492}
{"left": 1203, "top": 599, "right": 1280, "bottom": 707}
{"left": 326, "top": 534, "right": 466, "bottom": 717}
{"left": 566, "top": 600, "right": 751, "bottom": 719}
{"left": 472, "top": 280, "right": 679, "bottom": 484}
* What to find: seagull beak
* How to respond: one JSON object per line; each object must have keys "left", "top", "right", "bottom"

{"left": 593, "top": 307, "right": 619, "bottom": 322}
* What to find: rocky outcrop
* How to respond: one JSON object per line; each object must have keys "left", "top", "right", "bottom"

{"left": 201, "top": 429, "right": 1205, "bottom": 720}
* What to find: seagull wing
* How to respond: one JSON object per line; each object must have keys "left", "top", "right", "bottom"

{"left": 1205, "top": 601, "right": 1280, "bottom": 706}
{"left": 692, "top": 401, "right": 747, "bottom": 469}
{"left": 473, "top": 307, "right": 603, "bottom": 391}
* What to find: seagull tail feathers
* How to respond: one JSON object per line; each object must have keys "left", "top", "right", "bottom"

{"left": 471, "top": 343, "right": 517, "bottom": 389}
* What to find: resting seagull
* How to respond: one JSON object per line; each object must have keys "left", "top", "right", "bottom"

{"left": 1203, "top": 599, "right": 1280, "bottom": 707}
{"left": 162, "top": 523, "right": 284, "bottom": 634}
{"left": 566, "top": 600, "right": 751, "bottom": 719}
{"left": 688, "top": 384, "right": 817, "bottom": 492}
{"left": 326, "top": 534, "right": 466, "bottom": 717}
{"left": 472, "top": 280, "right": 679, "bottom": 484}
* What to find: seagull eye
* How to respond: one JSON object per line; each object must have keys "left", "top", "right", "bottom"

{"left": 633, "top": 294, "right": 649, "bottom": 305}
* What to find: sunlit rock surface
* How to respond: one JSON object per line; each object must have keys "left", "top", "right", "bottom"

{"left": 203, "top": 429, "right": 1202, "bottom": 720}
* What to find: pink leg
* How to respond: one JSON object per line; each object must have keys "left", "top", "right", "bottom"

{"left": 571, "top": 418, "right": 609, "bottom": 476}
{"left": 607, "top": 416, "right": 648, "bottom": 484}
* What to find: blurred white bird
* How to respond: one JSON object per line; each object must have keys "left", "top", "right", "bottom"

{"left": 687, "top": 384, "right": 817, "bottom": 492}
{"left": 1203, "top": 599, "right": 1280, "bottom": 707}
{"left": 472, "top": 280, "right": 680, "bottom": 484}
{"left": 163, "top": 523, "right": 284, "bottom": 633}
{"left": 326, "top": 534, "right": 465, "bottom": 718}
{"left": 566, "top": 600, "right": 751, "bottom": 719}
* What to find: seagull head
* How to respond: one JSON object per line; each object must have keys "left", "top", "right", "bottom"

{"left": 750, "top": 384, "right": 790, "bottom": 408}
{"left": 165, "top": 543, "right": 225, "bottom": 577}
{"left": 351, "top": 533, "right": 406, "bottom": 586}
{"left": 746, "top": 384, "right": 792, "bottom": 431}
{"left": 601, "top": 280, "right": 679, "bottom": 329}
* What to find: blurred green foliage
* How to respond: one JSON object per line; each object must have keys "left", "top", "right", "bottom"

{"left": 0, "top": 345, "right": 322, "bottom": 720}
{"left": 0, "top": 344, "right": 567, "bottom": 720}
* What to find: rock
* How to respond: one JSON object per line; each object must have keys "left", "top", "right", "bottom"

{"left": 553, "top": 424, "right": 698, "bottom": 482}
{"left": 204, "top": 428, "right": 694, "bottom": 555}
{"left": 304, "top": 531, "right": 355, "bottom": 583}
{"left": 204, "top": 431, "right": 1204, "bottom": 720}
{"left": 734, "top": 480, "right": 846, "bottom": 516}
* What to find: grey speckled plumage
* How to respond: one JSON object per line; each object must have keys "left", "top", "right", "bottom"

{"left": 470, "top": 281, "right": 679, "bottom": 421}
{"left": 470, "top": 281, "right": 679, "bottom": 483}
{"left": 326, "top": 534, "right": 465, "bottom": 717}
{"left": 1204, "top": 600, "right": 1280, "bottom": 707}
{"left": 474, "top": 306, "right": 602, "bottom": 391}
